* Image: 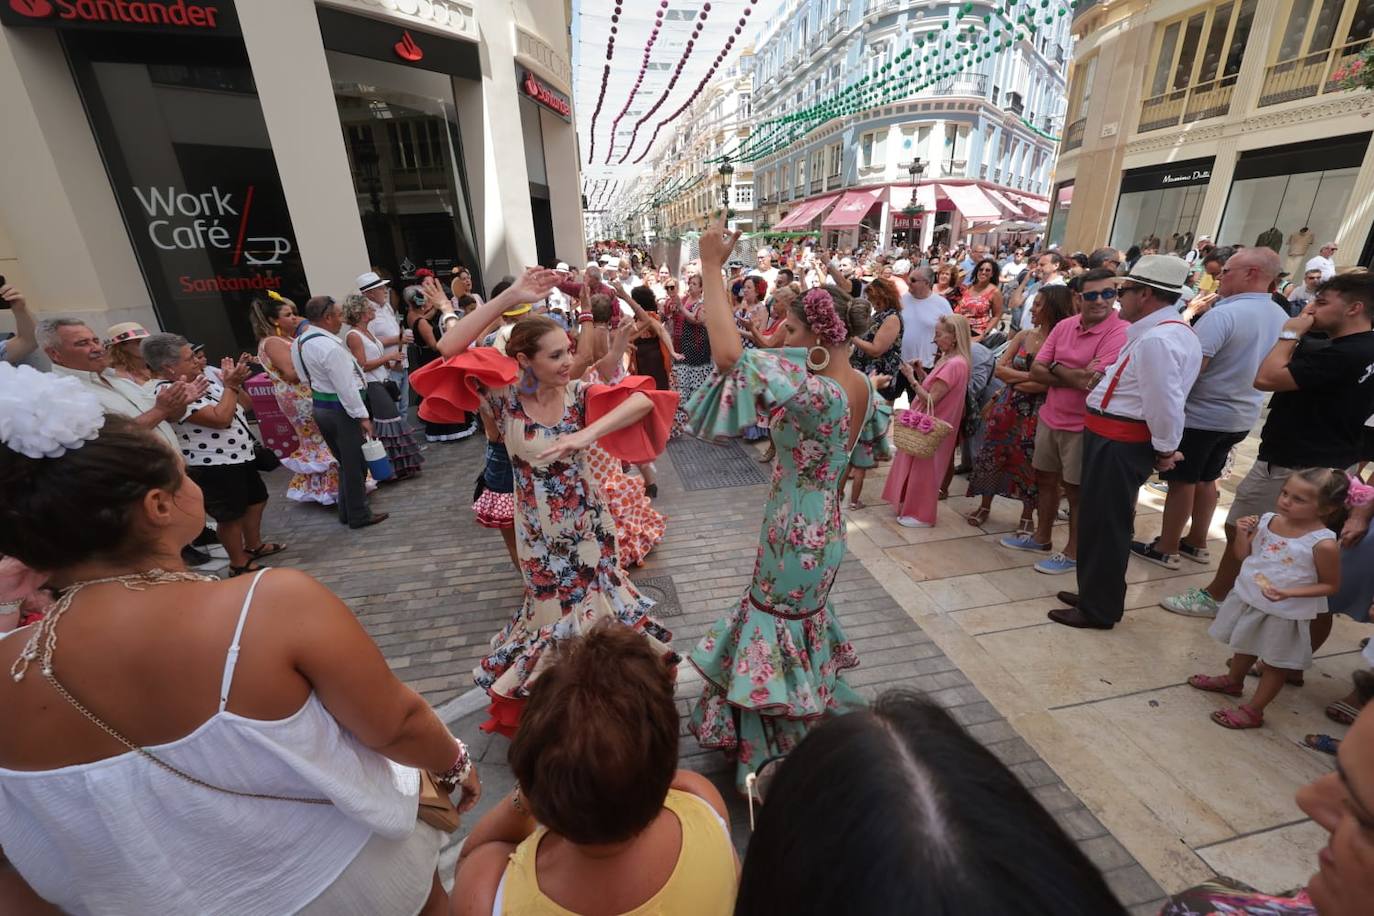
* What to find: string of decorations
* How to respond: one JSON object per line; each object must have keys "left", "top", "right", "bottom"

{"left": 617, "top": 2, "right": 714, "bottom": 164}
{"left": 584, "top": 1, "right": 623, "bottom": 165}
{"left": 630, "top": 0, "right": 759, "bottom": 165}
{"left": 603, "top": 0, "right": 671, "bottom": 164}
{"left": 717, "top": 0, "right": 1070, "bottom": 164}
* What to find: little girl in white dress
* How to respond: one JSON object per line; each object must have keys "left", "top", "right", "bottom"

{"left": 1188, "top": 467, "right": 1348, "bottom": 729}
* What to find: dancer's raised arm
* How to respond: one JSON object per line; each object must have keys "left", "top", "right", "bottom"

{"left": 432, "top": 268, "right": 559, "bottom": 357}
{"left": 697, "top": 212, "right": 745, "bottom": 373}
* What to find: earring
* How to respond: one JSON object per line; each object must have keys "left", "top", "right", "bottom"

{"left": 517, "top": 366, "right": 539, "bottom": 395}
{"left": 806, "top": 345, "right": 830, "bottom": 372}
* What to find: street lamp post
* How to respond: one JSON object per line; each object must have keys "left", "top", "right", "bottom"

{"left": 901, "top": 157, "right": 926, "bottom": 246}
{"left": 718, "top": 155, "right": 735, "bottom": 219}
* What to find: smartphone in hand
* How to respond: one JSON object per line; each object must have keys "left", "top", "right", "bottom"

{"left": 0, "top": 276, "right": 9, "bottom": 310}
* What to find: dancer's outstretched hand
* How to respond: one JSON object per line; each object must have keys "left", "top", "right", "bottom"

{"left": 699, "top": 211, "right": 740, "bottom": 267}
{"left": 509, "top": 267, "right": 562, "bottom": 304}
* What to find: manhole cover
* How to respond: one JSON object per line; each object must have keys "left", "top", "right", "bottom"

{"left": 634, "top": 574, "right": 683, "bottom": 617}
{"left": 666, "top": 436, "right": 769, "bottom": 491}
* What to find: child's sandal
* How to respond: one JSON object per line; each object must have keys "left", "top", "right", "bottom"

{"left": 1211, "top": 704, "right": 1264, "bottom": 729}
{"left": 1187, "top": 674, "right": 1243, "bottom": 696}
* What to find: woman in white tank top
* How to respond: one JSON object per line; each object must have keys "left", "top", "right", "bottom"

{"left": 0, "top": 369, "right": 479, "bottom": 915}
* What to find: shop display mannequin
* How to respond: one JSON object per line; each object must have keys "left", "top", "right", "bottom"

{"left": 1287, "top": 226, "right": 1314, "bottom": 276}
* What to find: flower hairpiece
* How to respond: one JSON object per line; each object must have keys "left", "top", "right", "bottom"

{"left": 0, "top": 364, "right": 106, "bottom": 459}
{"left": 802, "top": 288, "right": 848, "bottom": 345}
{"left": 266, "top": 290, "right": 286, "bottom": 304}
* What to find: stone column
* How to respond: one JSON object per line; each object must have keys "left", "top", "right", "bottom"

{"left": 237, "top": 0, "right": 369, "bottom": 298}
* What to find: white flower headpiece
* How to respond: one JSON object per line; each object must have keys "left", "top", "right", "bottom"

{"left": 0, "top": 363, "right": 106, "bottom": 458}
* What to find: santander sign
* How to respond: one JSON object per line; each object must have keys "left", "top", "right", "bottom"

{"left": 522, "top": 71, "right": 571, "bottom": 119}
{"left": 8, "top": 0, "right": 222, "bottom": 28}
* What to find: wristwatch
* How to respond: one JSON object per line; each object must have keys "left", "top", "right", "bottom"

{"left": 1048, "top": 360, "right": 1061, "bottom": 376}
{"left": 1278, "top": 330, "right": 1301, "bottom": 341}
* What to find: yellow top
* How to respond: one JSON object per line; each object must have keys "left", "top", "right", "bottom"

{"left": 1197, "top": 271, "right": 1219, "bottom": 295}
{"left": 499, "top": 789, "right": 736, "bottom": 916}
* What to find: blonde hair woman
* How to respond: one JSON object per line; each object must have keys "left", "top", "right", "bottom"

{"left": 882, "top": 313, "right": 973, "bottom": 528}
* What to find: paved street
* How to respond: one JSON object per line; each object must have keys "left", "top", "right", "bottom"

{"left": 259, "top": 427, "right": 1171, "bottom": 913}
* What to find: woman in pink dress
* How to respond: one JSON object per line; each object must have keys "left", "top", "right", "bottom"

{"left": 882, "top": 313, "right": 973, "bottom": 528}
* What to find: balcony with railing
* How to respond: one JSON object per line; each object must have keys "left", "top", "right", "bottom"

{"left": 932, "top": 72, "right": 989, "bottom": 97}
{"left": 1137, "top": 75, "right": 1238, "bottom": 132}
{"left": 1063, "top": 117, "right": 1086, "bottom": 151}
{"left": 1259, "top": 37, "right": 1370, "bottom": 107}
{"left": 810, "top": 177, "right": 824, "bottom": 194}
{"left": 940, "top": 159, "right": 969, "bottom": 178}
{"left": 1072, "top": 0, "right": 1106, "bottom": 22}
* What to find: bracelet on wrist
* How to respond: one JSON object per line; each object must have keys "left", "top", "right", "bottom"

{"left": 435, "top": 741, "right": 471, "bottom": 790}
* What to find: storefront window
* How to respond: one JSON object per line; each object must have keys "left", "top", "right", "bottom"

{"left": 66, "top": 33, "right": 306, "bottom": 359}
{"left": 1217, "top": 133, "right": 1369, "bottom": 270}
{"left": 1110, "top": 157, "right": 1214, "bottom": 252}
{"left": 1046, "top": 181, "right": 1073, "bottom": 249}
{"left": 325, "top": 50, "right": 480, "bottom": 288}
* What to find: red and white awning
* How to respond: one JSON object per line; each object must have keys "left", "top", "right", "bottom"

{"left": 938, "top": 183, "right": 1002, "bottom": 221}
{"left": 771, "top": 194, "right": 840, "bottom": 231}
{"left": 822, "top": 187, "right": 884, "bottom": 229}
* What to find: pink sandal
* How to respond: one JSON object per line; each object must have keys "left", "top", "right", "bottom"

{"left": 1187, "top": 674, "right": 1243, "bottom": 696}
{"left": 1211, "top": 704, "right": 1264, "bottom": 729}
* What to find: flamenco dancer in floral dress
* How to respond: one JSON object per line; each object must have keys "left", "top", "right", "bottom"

{"left": 685, "top": 215, "right": 891, "bottom": 793}
{"left": 410, "top": 272, "right": 679, "bottom": 737}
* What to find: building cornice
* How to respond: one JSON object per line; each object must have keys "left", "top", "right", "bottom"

{"left": 1122, "top": 93, "right": 1374, "bottom": 155}
{"left": 316, "top": 0, "right": 478, "bottom": 44}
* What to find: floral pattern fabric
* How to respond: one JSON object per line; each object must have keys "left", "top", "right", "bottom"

{"left": 967, "top": 344, "right": 1043, "bottom": 506}
{"left": 256, "top": 339, "right": 363, "bottom": 506}
{"left": 474, "top": 375, "right": 676, "bottom": 710}
{"left": 685, "top": 347, "right": 890, "bottom": 792}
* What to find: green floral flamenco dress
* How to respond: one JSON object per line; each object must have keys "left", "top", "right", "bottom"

{"left": 684, "top": 347, "right": 891, "bottom": 792}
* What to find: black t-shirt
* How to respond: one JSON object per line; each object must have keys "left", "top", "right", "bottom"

{"left": 1258, "top": 330, "right": 1374, "bottom": 468}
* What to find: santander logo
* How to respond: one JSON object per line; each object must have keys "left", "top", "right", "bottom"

{"left": 394, "top": 30, "right": 423, "bottom": 62}
{"left": 10, "top": 0, "right": 54, "bottom": 17}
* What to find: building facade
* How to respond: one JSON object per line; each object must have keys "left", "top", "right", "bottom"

{"left": 748, "top": 0, "right": 1069, "bottom": 249}
{"left": 1053, "top": 0, "right": 1374, "bottom": 269}
{"left": 636, "top": 51, "right": 758, "bottom": 239}
{"left": 0, "top": 0, "right": 583, "bottom": 361}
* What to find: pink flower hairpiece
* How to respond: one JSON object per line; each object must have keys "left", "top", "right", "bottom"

{"left": 802, "top": 289, "right": 848, "bottom": 346}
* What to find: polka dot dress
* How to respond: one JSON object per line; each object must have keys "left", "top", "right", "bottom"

{"left": 162, "top": 380, "right": 255, "bottom": 466}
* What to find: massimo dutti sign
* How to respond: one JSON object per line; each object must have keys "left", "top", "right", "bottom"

{"left": 1119, "top": 157, "right": 1216, "bottom": 194}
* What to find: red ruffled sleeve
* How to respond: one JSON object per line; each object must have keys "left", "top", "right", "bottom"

{"left": 408, "top": 348, "right": 518, "bottom": 424}
{"left": 584, "top": 376, "right": 679, "bottom": 464}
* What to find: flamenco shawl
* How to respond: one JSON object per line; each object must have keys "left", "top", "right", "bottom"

{"left": 585, "top": 376, "right": 678, "bottom": 464}
{"left": 408, "top": 347, "right": 518, "bottom": 423}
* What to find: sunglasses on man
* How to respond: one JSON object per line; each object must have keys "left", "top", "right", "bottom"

{"left": 1080, "top": 288, "right": 1118, "bottom": 302}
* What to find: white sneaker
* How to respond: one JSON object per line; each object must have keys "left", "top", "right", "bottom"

{"left": 897, "top": 516, "right": 932, "bottom": 528}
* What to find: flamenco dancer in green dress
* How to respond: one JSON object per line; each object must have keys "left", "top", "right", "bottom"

{"left": 685, "top": 214, "right": 891, "bottom": 792}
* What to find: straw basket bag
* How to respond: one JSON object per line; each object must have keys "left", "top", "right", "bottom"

{"left": 891, "top": 392, "right": 952, "bottom": 459}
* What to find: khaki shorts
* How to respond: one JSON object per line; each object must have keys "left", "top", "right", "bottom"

{"left": 1032, "top": 423, "right": 1084, "bottom": 485}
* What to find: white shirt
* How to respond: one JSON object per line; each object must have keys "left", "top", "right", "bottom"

{"left": 367, "top": 305, "right": 405, "bottom": 368}
{"left": 291, "top": 327, "right": 369, "bottom": 419}
{"left": 49, "top": 363, "right": 178, "bottom": 451}
{"left": 899, "top": 291, "right": 953, "bottom": 368}
{"left": 1020, "top": 274, "right": 1065, "bottom": 329}
{"left": 1087, "top": 306, "right": 1203, "bottom": 453}
{"left": 161, "top": 376, "right": 255, "bottom": 467}
{"left": 1305, "top": 254, "right": 1336, "bottom": 282}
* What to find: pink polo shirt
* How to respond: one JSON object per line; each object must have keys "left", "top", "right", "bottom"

{"left": 1034, "top": 313, "right": 1129, "bottom": 431}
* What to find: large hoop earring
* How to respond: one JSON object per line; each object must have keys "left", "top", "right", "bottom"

{"left": 517, "top": 366, "right": 539, "bottom": 395}
{"left": 806, "top": 345, "right": 830, "bottom": 372}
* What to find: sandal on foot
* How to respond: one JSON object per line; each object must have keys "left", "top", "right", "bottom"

{"left": 1015, "top": 516, "right": 1036, "bottom": 537}
{"left": 1326, "top": 701, "right": 1362, "bottom": 726}
{"left": 1211, "top": 704, "right": 1264, "bottom": 729}
{"left": 964, "top": 508, "right": 990, "bottom": 526}
{"left": 848, "top": 500, "right": 867, "bottom": 510}
{"left": 1187, "top": 674, "right": 1244, "bottom": 696}
{"left": 938, "top": 488, "right": 950, "bottom": 501}
{"left": 246, "top": 542, "right": 287, "bottom": 559}
{"left": 228, "top": 561, "right": 266, "bottom": 578}
{"left": 1303, "top": 734, "right": 1341, "bottom": 755}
